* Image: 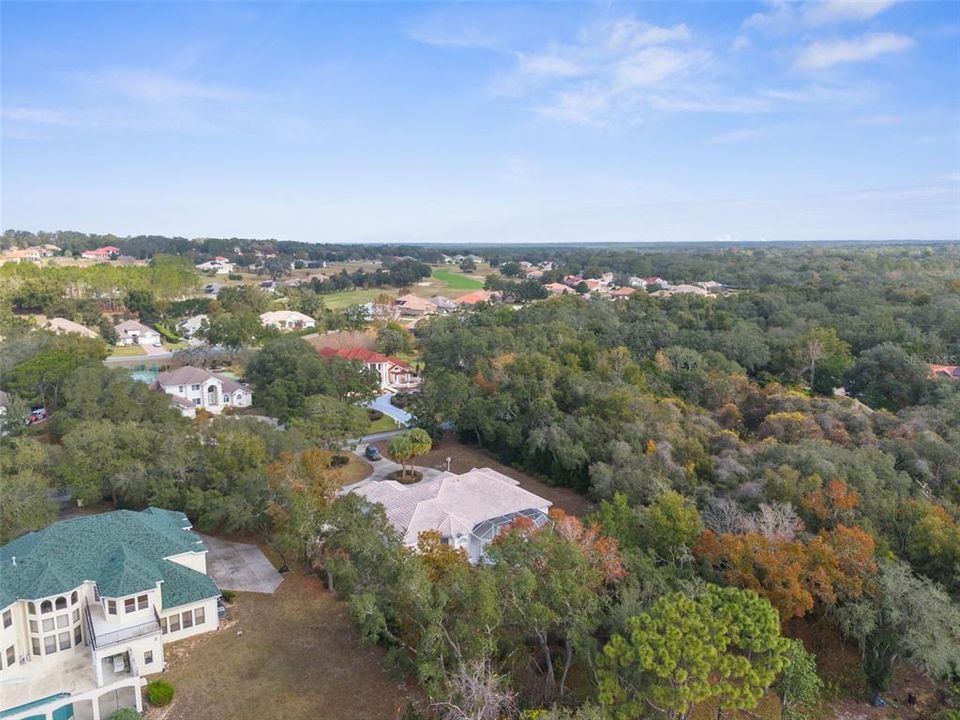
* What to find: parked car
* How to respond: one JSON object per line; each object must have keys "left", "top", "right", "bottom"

{"left": 26, "top": 407, "right": 48, "bottom": 425}
{"left": 364, "top": 445, "right": 382, "bottom": 461}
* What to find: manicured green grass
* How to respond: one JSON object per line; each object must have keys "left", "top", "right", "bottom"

{"left": 368, "top": 414, "right": 401, "bottom": 433}
{"left": 320, "top": 288, "right": 385, "bottom": 309}
{"left": 430, "top": 267, "right": 484, "bottom": 290}
{"left": 110, "top": 345, "right": 146, "bottom": 357}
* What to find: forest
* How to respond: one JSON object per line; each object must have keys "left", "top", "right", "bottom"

{"left": 0, "top": 241, "right": 958, "bottom": 719}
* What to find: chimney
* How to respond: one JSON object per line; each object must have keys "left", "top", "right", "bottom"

{"left": 11, "top": 556, "right": 16, "bottom": 567}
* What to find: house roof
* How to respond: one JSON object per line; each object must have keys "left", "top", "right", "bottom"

{"left": 317, "top": 346, "right": 411, "bottom": 369}
{"left": 259, "top": 310, "right": 315, "bottom": 324}
{"left": 155, "top": 366, "right": 251, "bottom": 394}
{"left": 0, "top": 508, "right": 218, "bottom": 608}
{"left": 44, "top": 317, "right": 99, "bottom": 338}
{"left": 544, "top": 283, "right": 571, "bottom": 294}
{"left": 454, "top": 290, "right": 497, "bottom": 305}
{"left": 353, "top": 467, "right": 552, "bottom": 547}
{"left": 394, "top": 294, "right": 436, "bottom": 312}
{"left": 429, "top": 295, "right": 457, "bottom": 310}
{"left": 609, "top": 287, "right": 636, "bottom": 297}
{"left": 929, "top": 364, "right": 960, "bottom": 379}
{"left": 114, "top": 319, "right": 156, "bottom": 335}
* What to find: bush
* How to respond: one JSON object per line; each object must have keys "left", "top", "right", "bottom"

{"left": 221, "top": 589, "right": 236, "bottom": 603}
{"left": 106, "top": 709, "right": 141, "bottom": 720}
{"left": 367, "top": 409, "right": 384, "bottom": 421}
{"left": 227, "top": 273, "right": 243, "bottom": 281}
{"left": 147, "top": 680, "right": 175, "bottom": 706}
{"left": 330, "top": 454, "right": 349, "bottom": 467}
{"left": 390, "top": 392, "right": 417, "bottom": 409}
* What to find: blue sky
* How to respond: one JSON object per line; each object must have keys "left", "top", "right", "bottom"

{"left": 2, "top": 1, "right": 959, "bottom": 243}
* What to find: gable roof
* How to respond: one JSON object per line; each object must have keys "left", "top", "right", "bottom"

{"left": 44, "top": 317, "right": 99, "bottom": 338}
{"left": 114, "top": 319, "right": 156, "bottom": 335}
{"left": 317, "top": 346, "right": 412, "bottom": 369}
{"left": 0, "top": 508, "right": 218, "bottom": 608}
{"left": 155, "top": 366, "right": 251, "bottom": 393}
{"left": 394, "top": 294, "right": 436, "bottom": 312}
{"left": 454, "top": 290, "right": 497, "bottom": 305}
{"left": 353, "top": 467, "right": 552, "bottom": 546}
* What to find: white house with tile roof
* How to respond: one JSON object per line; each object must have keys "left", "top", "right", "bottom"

{"left": 352, "top": 468, "right": 552, "bottom": 563}
{"left": 113, "top": 320, "right": 161, "bottom": 347}
{"left": 154, "top": 366, "right": 252, "bottom": 416}
{"left": 0, "top": 508, "right": 220, "bottom": 720}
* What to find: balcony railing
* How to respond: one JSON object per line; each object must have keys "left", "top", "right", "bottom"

{"left": 84, "top": 604, "right": 160, "bottom": 651}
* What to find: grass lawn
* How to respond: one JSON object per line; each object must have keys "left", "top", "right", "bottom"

{"left": 109, "top": 345, "right": 146, "bottom": 357}
{"left": 430, "top": 266, "right": 485, "bottom": 290}
{"left": 155, "top": 562, "right": 422, "bottom": 720}
{"left": 333, "top": 454, "right": 373, "bottom": 485}
{"left": 320, "top": 287, "right": 385, "bottom": 309}
{"left": 368, "top": 413, "right": 400, "bottom": 434}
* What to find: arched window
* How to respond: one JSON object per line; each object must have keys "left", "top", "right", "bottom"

{"left": 28, "top": 602, "right": 36, "bottom": 615}
{"left": 55, "top": 597, "right": 67, "bottom": 610}
{"left": 40, "top": 600, "right": 53, "bottom": 614}
{"left": 71, "top": 591, "right": 78, "bottom": 605}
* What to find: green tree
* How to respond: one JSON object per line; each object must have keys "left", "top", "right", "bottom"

{"left": 800, "top": 327, "right": 853, "bottom": 394}
{"left": 0, "top": 439, "right": 58, "bottom": 543}
{"left": 640, "top": 490, "right": 703, "bottom": 563}
{"left": 844, "top": 342, "right": 929, "bottom": 410}
{"left": 377, "top": 322, "right": 414, "bottom": 356}
{"left": 388, "top": 428, "right": 432, "bottom": 480}
{"left": 776, "top": 639, "right": 823, "bottom": 720}
{"left": 598, "top": 585, "right": 789, "bottom": 720}
{"left": 289, "top": 395, "right": 369, "bottom": 450}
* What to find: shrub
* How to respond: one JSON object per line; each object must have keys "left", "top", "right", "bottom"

{"left": 221, "top": 590, "right": 236, "bottom": 603}
{"left": 227, "top": 273, "right": 243, "bottom": 281}
{"left": 330, "top": 454, "right": 349, "bottom": 467}
{"left": 106, "top": 709, "right": 141, "bottom": 720}
{"left": 147, "top": 680, "right": 175, "bottom": 706}
{"left": 367, "top": 409, "right": 384, "bottom": 421}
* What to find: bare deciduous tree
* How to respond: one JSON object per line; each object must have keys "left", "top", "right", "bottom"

{"left": 433, "top": 658, "right": 517, "bottom": 720}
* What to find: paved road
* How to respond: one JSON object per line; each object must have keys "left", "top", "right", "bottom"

{"left": 342, "top": 442, "right": 444, "bottom": 492}
{"left": 201, "top": 535, "right": 283, "bottom": 594}
{"left": 366, "top": 392, "right": 413, "bottom": 426}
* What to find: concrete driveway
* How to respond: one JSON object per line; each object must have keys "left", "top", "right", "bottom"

{"left": 342, "top": 443, "right": 444, "bottom": 492}
{"left": 201, "top": 535, "right": 283, "bottom": 594}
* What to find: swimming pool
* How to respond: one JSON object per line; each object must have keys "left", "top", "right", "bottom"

{"left": 130, "top": 369, "right": 159, "bottom": 384}
{"left": 0, "top": 693, "right": 73, "bottom": 720}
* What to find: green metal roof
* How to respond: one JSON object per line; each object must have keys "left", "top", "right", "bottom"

{"left": 0, "top": 508, "right": 219, "bottom": 609}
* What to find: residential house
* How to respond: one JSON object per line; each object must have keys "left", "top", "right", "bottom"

{"left": 114, "top": 320, "right": 161, "bottom": 347}
{"left": 524, "top": 269, "right": 544, "bottom": 280}
{"left": 929, "top": 364, "right": 960, "bottom": 380}
{"left": 544, "top": 282, "right": 572, "bottom": 295}
{"left": 195, "top": 257, "right": 234, "bottom": 275}
{"left": 175, "top": 315, "right": 208, "bottom": 340}
{"left": 695, "top": 281, "right": 724, "bottom": 293}
{"left": 453, "top": 290, "right": 498, "bottom": 306}
{"left": 394, "top": 294, "right": 437, "bottom": 318}
{"left": 80, "top": 246, "right": 121, "bottom": 260}
{"left": 0, "top": 508, "right": 220, "bottom": 720}
{"left": 43, "top": 318, "right": 99, "bottom": 339}
{"left": 317, "top": 347, "right": 419, "bottom": 392}
{"left": 353, "top": 467, "right": 552, "bottom": 563}
{"left": 1, "top": 248, "right": 42, "bottom": 265}
{"left": 154, "top": 366, "right": 253, "bottom": 416}
{"left": 259, "top": 310, "right": 317, "bottom": 332}
{"left": 644, "top": 276, "right": 669, "bottom": 288}
{"left": 627, "top": 276, "right": 648, "bottom": 288}
{"left": 429, "top": 295, "right": 457, "bottom": 313}
{"left": 609, "top": 287, "right": 636, "bottom": 299}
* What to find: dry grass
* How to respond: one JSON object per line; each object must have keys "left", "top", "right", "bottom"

{"left": 151, "top": 560, "right": 422, "bottom": 720}
{"left": 333, "top": 453, "right": 373, "bottom": 485}
{"left": 375, "top": 434, "right": 597, "bottom": 517}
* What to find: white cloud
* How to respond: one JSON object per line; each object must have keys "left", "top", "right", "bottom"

{"left": 795, "top": 32, "right": 914, "bottom": 69}
{"left": 2, "top": 107, "right": 76, "bottom": 126}
{"left": 745, "top": 0, "right": 900, "bottom": 32}
{"left": 707, "top": 128, "right": 766, "bottom": 144}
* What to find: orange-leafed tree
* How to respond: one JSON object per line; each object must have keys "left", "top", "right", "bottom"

{"left": 801, "top": 478, "right": 860, "bottom": 529}
{"left": 416, "top": 529, "right": 468, "bottom": 581}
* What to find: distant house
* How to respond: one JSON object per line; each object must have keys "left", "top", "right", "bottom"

{"left": 524, "top": 269, "right": 544, "bottom": 280}
{"left": 644, "top": 276, "right": 668, "bottom": 288}
{"left": 44, "top": 317, "right": 99, "bottom": 339}
{"left": 609, "top": 287, "right": 636, "bottom": 299}
{"left": 628, "top": 276, "right": 648, "bottom": 288}
{"left": 259, "top": 310, "right": 317, "bottom": 332}
{"left": 394, "top": 294, "right": 437, "bottom": 318}
{"left": 203, "top": 283, "right": 223, "bottom": 295}
{"left": 454, "top": 290, "right": 498, "bottom": 306}
{"left": 114, "top": 320, "right": 161, "bottom": 347}
{"left": 195, "top": 257, "right": 234, "bottom": 275}
{"left": 176, "top": 315, "right": 208, "bottom": 340}
{"left": 81, "top": 246, "right": 121, "bottom": 260}
{"left": 1, "top": 248, "right": 42, "bottom": 264}
{"left": 353, "top": 467, "right": 552, "bottom": 563}
{"left": 929, "top": 364, "right": 960, "bottom": 380}
{"left": 317, "top": 347, "right": 419, "bottom": 391}
{"left": 695, "top": 281, "right": 724, "bottom": 293}
{"left": 0, "top": 389, "right": 9, "bottom": 417}
{"left": 154, "top": 366, "right": 252, "bottom": 417}
{"left": 0, "top": 508, "right": 220, "bottom": 720}
{"left": 544, "top": 282, "right": 572, "bottom": 295}
{"left": 429, "top": 295, "right": 457, "bottom": 312}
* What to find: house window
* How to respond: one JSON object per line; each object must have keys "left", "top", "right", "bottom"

{"left": 40, "top": 600, "right": 52, "bottom": 614}
{"left": 124, "top": 598, "right": 136, "bottom": 613}
{"left": 28, "top": 602, "right": 36, "bottom": 615}
{"left": 74, "top": 626, "right": 82, "bottom": 646}
{"left": 71, "top": 591, "right": 78, "bottom": 605}
{"left": 56, "top": 614, "right": 69, "bottom": 629}
{"left": 42, "top": 618, "right": 54, "bottom": 633}
{"left": 2, "top": 610, "right": 10, "bottom": 628}
{"left": 193, "top": 398, "right": 201, "bottom": 406}
{"left": 168, "top": 614, "right": 180, "bottom": 632}
{"left": 160, "top": 617, "right": 167, "bottom": 635}
{"left": 55, "top": 597, "right": 67, "bottom": 610}
{"left": 137, "top": 595, "right": 148, "bottom": 610}
{"left": 6, "top": 646, "right": 15, "bottom": 667}
{"left": 182, "top": 610, "right": 193, "bottom": 629}
{"left": 58, "top": 631, "right": 70, "bottom": 651}
{"left": 72, "top": 609, "right": 80, "bottom": 624}
{"left": 178, "top": 386, "right": 185, "bottom": 393}
{"left": 144, "top": 650, "right": 153, "bottom": 665}
{"left": 31, "top": 638, "right": 40, "bottom": 656}
{"left": 93, "top": 587, "right": 100, "bottom": 602}
{"left": 195, "top": 607, "right": 205, "bottom": 625}
{"left": 191, "top": 384, "right": 201, "bottom": 391}
{"left": 223, "top": 394, "right": 231, "bottom": 403}
{"left": 107, "top": 600, "right": 117, "bottom": 615}
{"left": 43, "top": 636, "right": 56, "bottom": 654}
{"left": 29, "top": 620, "right": 38, "bottom": 633}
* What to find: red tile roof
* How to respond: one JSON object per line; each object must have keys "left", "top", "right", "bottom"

{"left": 455, "top": 290, "right": 496, "bottom": 305}
{"left": 318, "top": 346, "right": 412, "bottom": 369}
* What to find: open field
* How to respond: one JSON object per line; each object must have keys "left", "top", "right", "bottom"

{"left": 153, "top": 548, "right": 421, "bottom": 720}
{"left": 318, "top": 287, "right": 386, "bottom": 309}
{"left": 428, "top": 266, "right": 485, "bottom": 290}
{"left": 109, "top": 345, "right": 146, "bottom": 357}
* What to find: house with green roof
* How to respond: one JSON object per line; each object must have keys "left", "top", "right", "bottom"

{"left": 0, "top": 508, "right": 221, "bottom": 720}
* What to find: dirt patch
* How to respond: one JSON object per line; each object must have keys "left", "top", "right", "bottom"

{"left": 150, "top": 546, "right": 422, "bottom": 720}
{"left": 375, "top": 434, "right": 597, "bottom": 517}
{"left": 334, "top": 454, "right": 373, "bottom": 486}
